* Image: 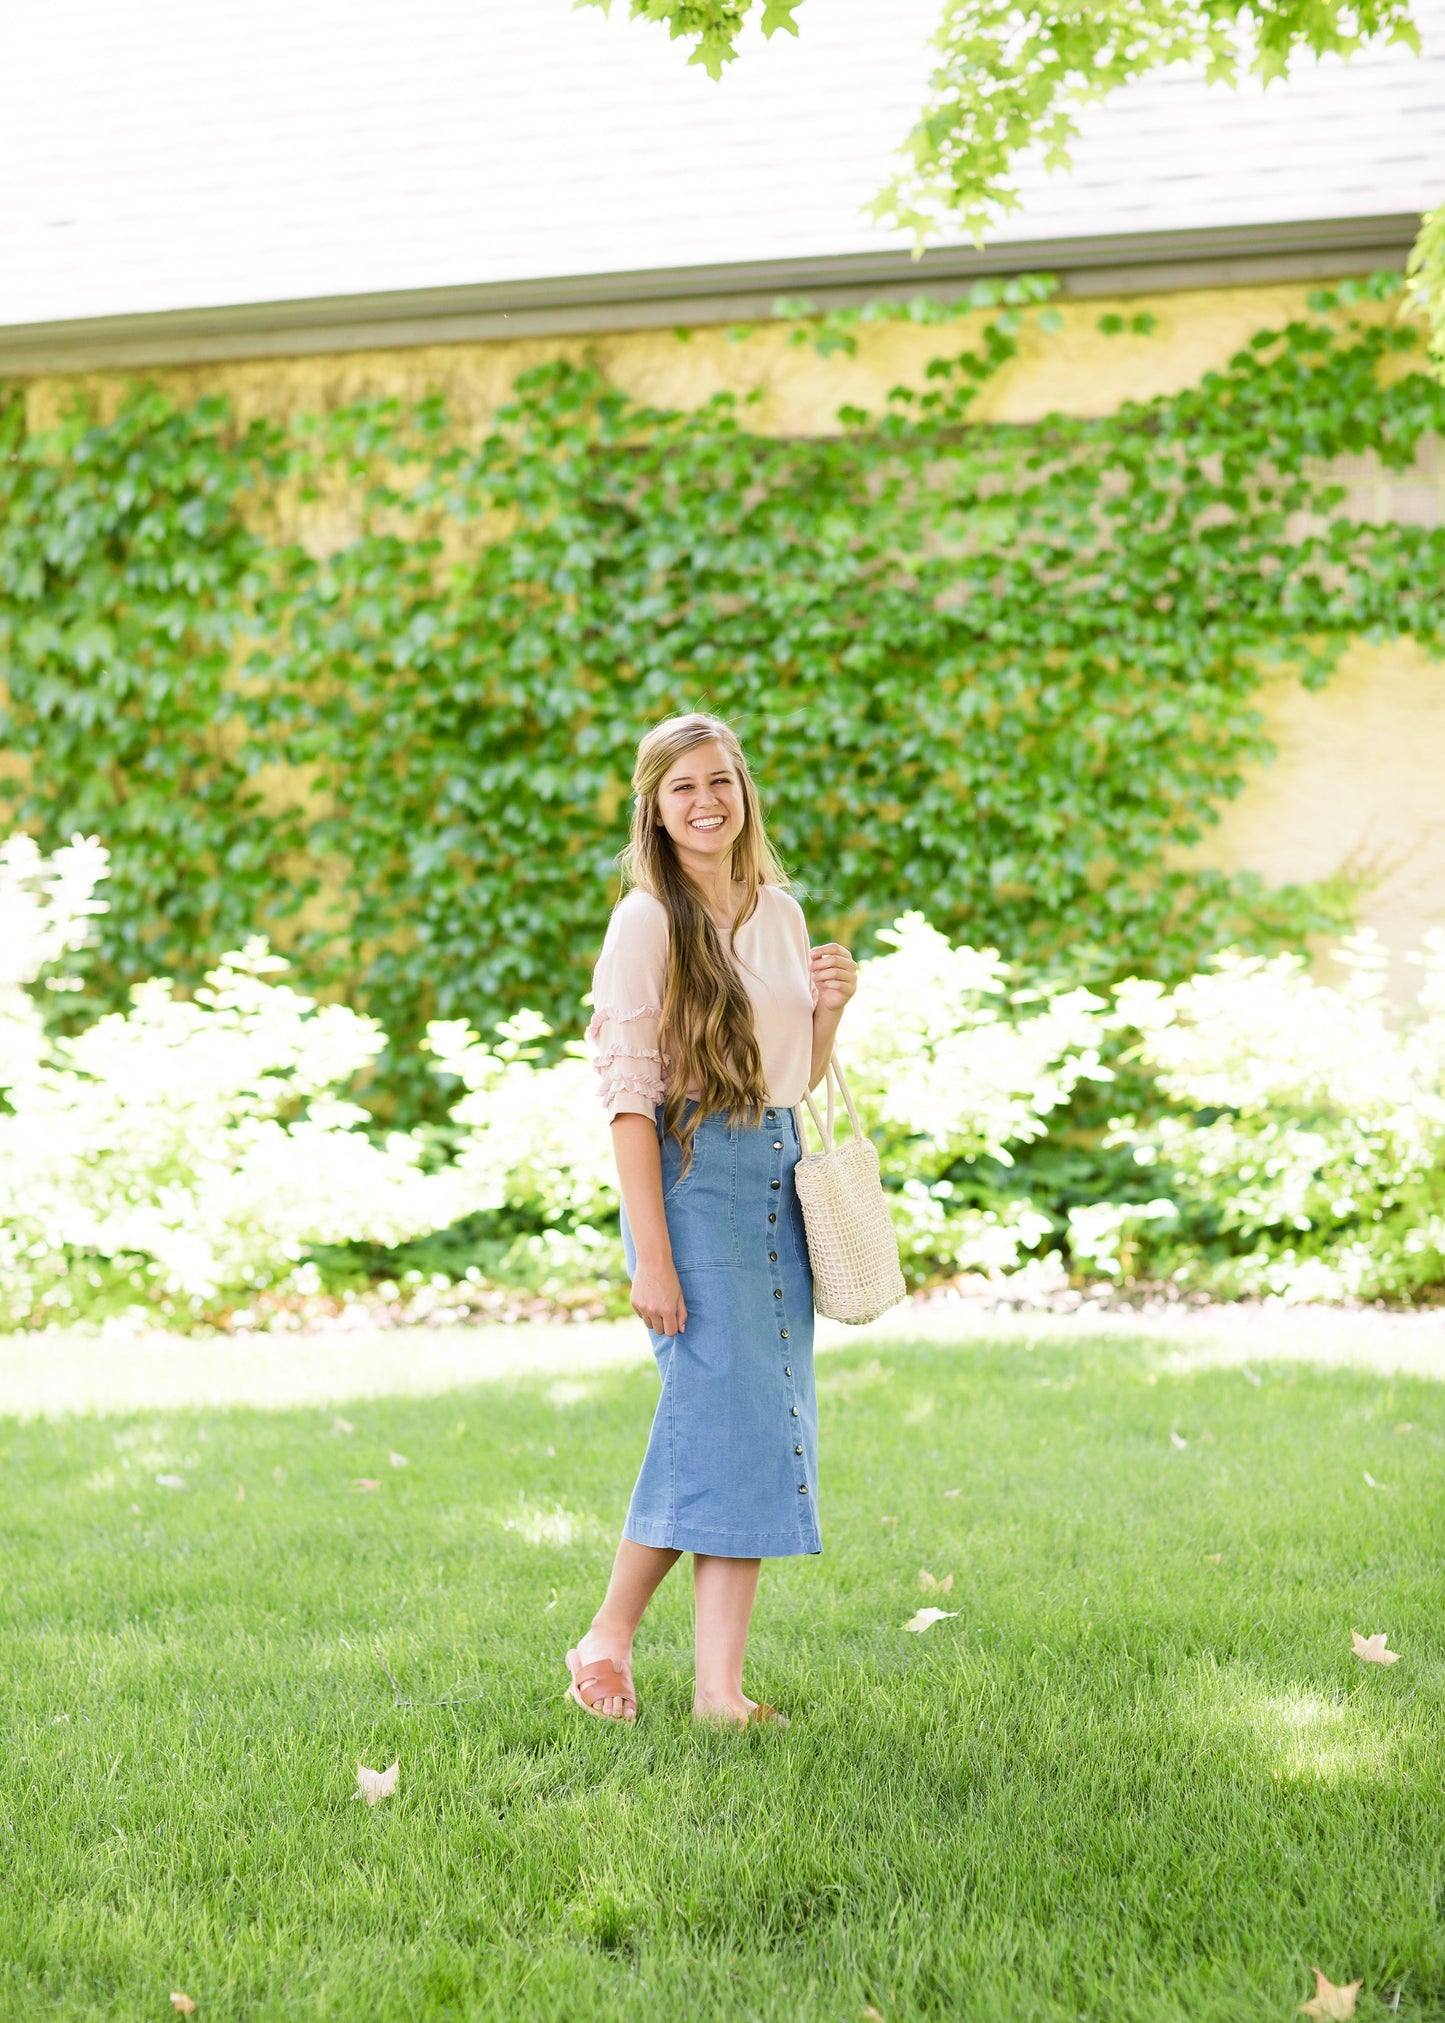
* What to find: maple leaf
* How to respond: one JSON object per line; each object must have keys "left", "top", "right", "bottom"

{"left": 356, "top": 1759, "right": 399, "bottom": 1804}
{"left": 1300, "top": 1967, "right": 1363, "bottom": 2018}
{"left": 389, "top": 1452, "right": 409, "bottom": 1469}
{"left": 351, "top": 1478, "right": 381, "bottom": 1493}
{"left": 170, "top": 1996, "right": 196, "bottom": 2016}
{"left": 903, "top": 1606, "right": 958, "bottom": 1633}
{"left": 1351, "top": 1630, "right": 1400, "bottom": 1665}
{"left": 918, "top": 1569, "right": 954, "bottom": 1593}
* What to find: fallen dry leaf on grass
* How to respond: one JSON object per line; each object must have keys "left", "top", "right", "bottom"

{"left": 235, "top": 1483, "right": 245, "bottom": 1502}
{"left": 1300, "top": 1967, "right": 1362, "bottom": 2018}
{"left": 1203, "top": 1553, "right": 1223, "bottom": 1564}
{"left": 880, "top": 1515, "right": 899, "bottom": 1527}
{"left": 356, "top": 1760, "right": 399, "bottom": 1804}
{"left": 351, "top": 1479, "right": 381, "bottom": 1493}
{"left": 1363, "top": 1471, "right": 1389, "bottom": 1490}
{"left": 918, "top": 1570, "right": 954, "bottom": 1593}
{"left": 942, "top": 1488, "right": 963, "bottom": 1498}
{"left": 389, "top": 1452, "right": 409, "bottom": 1469}
{"left": 1352, "top": 1631, "right": 1400, "bottom": 1665}
{"left": 1169, "top": 1430, "right": 1188, "bottom": 1451}
{"left": 862, "top": 2008, "right": 885, "bottom": 2021}
{"left": 903, "top": 1607, "right": 958, "bottom": 1633}
{"left": 332, "top": 1415, "right": 356, "bottom": 1434}
{"left": 155, "top": 1474, "right": 186, "bottom": 1490}
{"left": 169, "top": 1996, "right": 196, "bottom": 2016}
{"left": 1393, "top": 1422, "right": 1417, "bottom": 1434}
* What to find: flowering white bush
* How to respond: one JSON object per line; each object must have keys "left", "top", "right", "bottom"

{"left": 0, "top": 838, "right": 456, "bottom": 1325}
{"left": 0, "top": 831, "right": 110, "bottom": 1090}
{"left": 1108, "top": 932, "right": 1445, "bottom": 1300}
{"left": 420, "top": 1010, "right": 628, "bottom": 1307}
{"left": 830, "top": 912, "right": 1112, "bottom": 1282}
{"left": 425, "top": 1011, "right": 617, "bottom": 1230}
{"left": 8, "top": 829, "right": 1445, "bottom": 1325}
{"left": 425, "top": 913, "right": 1114, "bottom": 1293}
{"left": 838, "top": 913, "right": 1113, "bottom": 1166}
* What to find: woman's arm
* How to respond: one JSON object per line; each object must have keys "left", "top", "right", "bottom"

{"left": 808, "top": 1000, "right": 845, "bottom": 1091}
{"left": 807, "top": 941, "right": 858, "bottom": 1089}
{"left": 610, "top": 1113, "right": 688, "bottom": 1336}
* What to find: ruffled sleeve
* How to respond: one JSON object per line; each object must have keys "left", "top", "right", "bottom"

{"left": 586, "top": 894, "right": 669, "bottom": 1122}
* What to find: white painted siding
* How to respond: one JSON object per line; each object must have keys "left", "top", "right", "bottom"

{"left": 0, "top": 0, "right": 1441, "bottom": 325}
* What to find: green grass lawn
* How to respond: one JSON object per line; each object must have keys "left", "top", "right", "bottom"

{"left": 2, "top": 1330, "right": 1442, "bottom": 2022}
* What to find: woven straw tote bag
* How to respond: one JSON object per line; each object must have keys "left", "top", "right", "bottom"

{"left": 791, "top": 1052, "right": 907, "bottom": 1325}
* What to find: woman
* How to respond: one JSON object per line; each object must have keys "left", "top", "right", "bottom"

{"left": 566, "top": 712, "right": 857, "bottom": 1729}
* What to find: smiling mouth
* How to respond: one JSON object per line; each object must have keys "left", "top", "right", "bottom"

{"left": 689, "top": 817, "right": 726, "bottom": 830}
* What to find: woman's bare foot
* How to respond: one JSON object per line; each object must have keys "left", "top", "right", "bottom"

{"left": 692, "top": 1690, "right": 788, "bottom": 1728}
{"left": 692, "top": 1688, "right": 756, "bottom": 1727}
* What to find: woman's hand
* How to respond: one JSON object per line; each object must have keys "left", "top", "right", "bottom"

{"left": 810, "top": 942, "right": 858, "bottom": 1013}
{"left": 631, "top": 1256, "right": 688, "bottom": 1336}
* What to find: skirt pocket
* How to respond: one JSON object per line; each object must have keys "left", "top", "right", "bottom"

{"left": 660, "top": 1115, "right": 740, "bottom": 1270}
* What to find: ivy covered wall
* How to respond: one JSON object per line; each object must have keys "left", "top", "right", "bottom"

{"left": 2, "top": 282, "right": 1444, "bottom": 1117}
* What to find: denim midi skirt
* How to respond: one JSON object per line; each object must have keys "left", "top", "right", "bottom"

{"left": 619, "top": 1098, "right": 820, "bottom": 1558}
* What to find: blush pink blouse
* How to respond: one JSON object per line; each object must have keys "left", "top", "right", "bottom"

{"left": 587, "top": 882, "right": 820, "bottom": 1123}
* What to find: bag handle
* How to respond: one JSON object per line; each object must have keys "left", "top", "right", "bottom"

{"left": 793, "top": 1051, "right": 863, "bottom": 1156}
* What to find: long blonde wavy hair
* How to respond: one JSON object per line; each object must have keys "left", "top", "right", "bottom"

{"left": 616, "top": 713, "right": 794, "bottom": 1179}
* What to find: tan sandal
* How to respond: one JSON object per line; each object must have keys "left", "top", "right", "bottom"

{"left": 564, "top": 1647, "right": 638, "bottom": 1722}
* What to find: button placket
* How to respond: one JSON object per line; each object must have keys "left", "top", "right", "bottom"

{"left": 766, "top": 1110, "right": 809, "bottom": 1506}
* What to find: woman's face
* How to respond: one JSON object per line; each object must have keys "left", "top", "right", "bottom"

{"left": 654, "top": 738, "right": 746, "bottom": 876}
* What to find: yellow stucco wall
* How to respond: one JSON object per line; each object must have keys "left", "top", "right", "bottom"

{"left": 22, "top": 281, "right": 1392, "bottom": 435}
{"left": 1173, "top": 637, "right": 1445, "bottom": 998}
{"left": 17, "top": 281, "right": 1445, "bottom": 987}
